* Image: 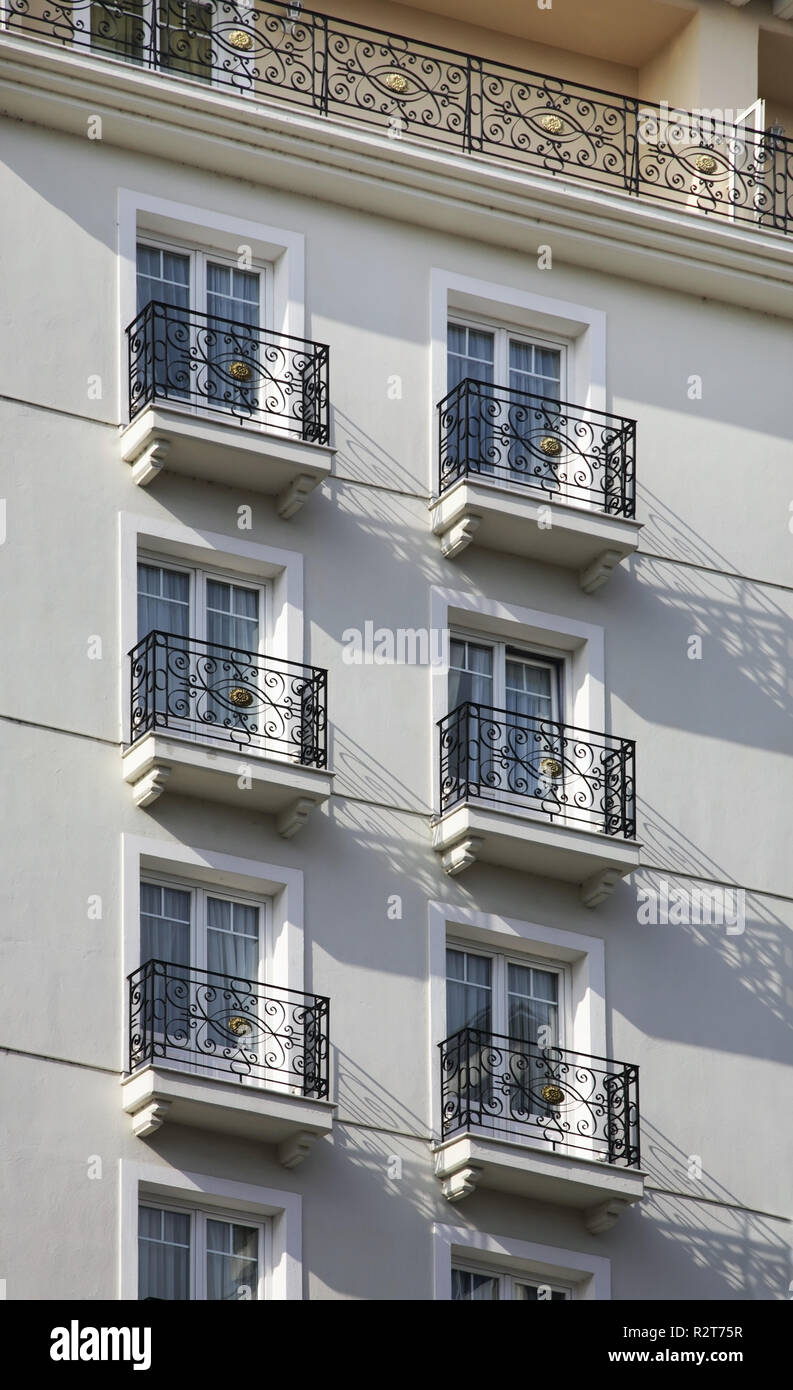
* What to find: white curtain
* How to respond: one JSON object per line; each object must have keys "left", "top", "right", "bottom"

{"left": 138, "top": 1207, "right": 190, "bottom": 1300}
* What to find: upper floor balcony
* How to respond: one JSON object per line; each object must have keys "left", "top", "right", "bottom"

{"left": 122, "top": 629, "right": 332, "bottom": 835}
{"left": 430, "top": 377, "right": 641, "bottom": 589}
{"left": 5, "top": 1, "right": 793, "bottom": 241}
{"left": 121, "top": 959, "right": 334, "bottom": 1166}
{"left": 434, "top": 1026, "right": 644, "bottom": 1227}
{"left": 432, "top": 702, "right": 641, "bottom": 905}
{"left": 120, "top": 299, "right": 333, "bottom": 515}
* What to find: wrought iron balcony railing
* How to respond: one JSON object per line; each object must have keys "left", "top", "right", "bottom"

{"left": 127, "top": 300, "right": 330, "bottom": 443}
{"left": 129, "top": 629, "right": 327, "bottom": 766}
{"left": 5, "top": 1, "right": 793, "bottom": 235}
{"left": 438, "top": 378, "right": 636, "bottom": 517}
{"left": 439, "top": 702, "right": 635, "bottom": 838}
{"left": 440, "top": 1027, "right": 640, "bottom": 1166}
{"left": 129, "top": 958, "right": 330, "bottom": 1096}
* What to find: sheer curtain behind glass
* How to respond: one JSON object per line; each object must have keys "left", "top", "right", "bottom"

{"left": 206, "top": 263, "right": 260, "bottom": 416}
{"left": 204, "top": 579, "right": 260, "bottom": 732}
{"left": 508, "top": 339, "right": 562, "bottom": 486}
{"left": 446, "top": 948, "right": 493, "bottom": 1121}
{"left": 138, "top": 1207, "right": 190, "bottom": 1300}
{"left": 140, "top": 883, "right": 191, "bottom": 1053}
{"left": 451, "top": 1268, "right": 499, "bottom": 1300}
{"left": 137, "top": 563, "right": 190, "bottom": 723}
{"left": 206, "top": 1219, "right": 260, "bottom": 1300}
{"left": 447, "top": 324, "right": 495, "bottom": 476}
{"left": 448, "top": 639, "right": 493, "bottom": 792}
{"left": 136, "top": 245, "right": 190, "bottom": 400}
{"left": 505, "top": 652, "right": 559, "bottom": 802}
{"left": 507, "top": 963, "right": 559, "bottom": 1122}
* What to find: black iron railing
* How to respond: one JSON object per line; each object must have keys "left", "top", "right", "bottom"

{"left": 5, "top": 1, "right": 793, "bottom": 234}
{"left": 129, "top": 629, "right": 327, "bottom": 766}
{"left": 439, "top": 702, "right": 635, "bottom": 838}
{"left": 439, "top": 378, "right": 636, "bottom": 517}
{"left": 129, "top": 959, "right": 330, "bottom": 1095}
{"left": 439, "top": 1027, "right": 640, "bottom": 1166}
{"left": 127, "top": 300, "right": 330, "bottom": 443}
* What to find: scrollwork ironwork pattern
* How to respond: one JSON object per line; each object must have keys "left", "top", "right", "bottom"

{"left": 439, "top": 701, "right": 635, "bottom": 837}
{"left": 127, "top": 300, "right": 330, "bottom": 442}
{"left": 439, "top": 1026, "right": 640, "bottom": 1166}
{"left": 7, "top": 0, "right": 793, "bottom": 233}
{"left": 128, "top": 958, "right": 330, "bottom": 1095}
{"left": 438, "top": 377, "right": 636, "bottom": 516}
{"left": 130, "top": 628, "right": 327, "bottom": 766}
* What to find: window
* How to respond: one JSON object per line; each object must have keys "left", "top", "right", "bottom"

{"left": 137, "top": 559, "right": 265, "bottom": 650}
{"left": 141, "top": 877, "right": 267, "bottom": 981}
{"left": 446, "top": 943, "right": 567, "bottom": 1132}
{"left": 446, "top": 318, "right": 567, "bottom": 488}
{"left": 447, "top": 632, "right": 565, "bottom": 800}
{"left": 451, "top": 1266, "right": 570, "bottom": 1301}
{"left": 135, "top": 239, "right": 270, "bottom": 419}
{"left": 138, "top": 1203, "right": 266, "bottom": 1300}
{"left": 91, "top": 2, "right": 214, "bottom": 82}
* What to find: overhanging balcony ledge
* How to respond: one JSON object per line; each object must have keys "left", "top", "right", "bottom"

{"left": 433, "top": 1135, "right": 645, "bottom": 1228}
{"left": 123, "top": 960, "right": 334, "bottom": 1166}
{"left": 124, "top": 631, "right": 330, "bottom": 834}
{"left": 122, "top": 730, "right": 332, "bottom": 833}
{"left": 432, "top": 802, "right": 641, "bottom": 906}
{"left": 120, "top": 403, "right": 335, "bottom": 516}
{"left": 433, "top": 379, "right": 640, "bottom": 588}
{"left": 122, "top": 1067, "right": 336, "bottom": 1165}
{"left": 429, "top": 479, "right": 642, "bottom": 590}
{"left": 122, "top": 300, "right": 331, "bottom": 515}
{"left": 436, "top": 704, "right": 639, "bottom": 904}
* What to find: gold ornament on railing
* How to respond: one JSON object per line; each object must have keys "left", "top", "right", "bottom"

{"left": 539, "top": 436, "right": 563, "bottom": 456}
{"left": 384, "top": 72, "right": 409, "bottom": 95}
{"left": 227, "top": 1016, "right": 253, "bottom": 1037}
{"left": 694, "top": 153, "right": 718, "bottom": 176}
{"left": 541, "top": 1083, "right": 565, "bottom": 1106}
{"left": 229, "top": 687, "right": 254, "bottom": 708}
{"left": 228, "top": 29, "right": 253, "bottom": 51}
{"left": 540, "top": 113, "right": 564, "bottom": 135}
{"left": 539, "top": 758, "right": 562, "bottom": 779}
{"left": 229, "top": 360, "right": 253, "bottom": 381}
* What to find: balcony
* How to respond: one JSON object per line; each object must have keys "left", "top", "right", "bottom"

{"left": 433, "top": 703, "right": 641, "bottom": 905}
{"left": 431, "top": 379, "right": 641, "bottom": 589}
{"left": 119, "top": 301, "right": 332, "bottom": 515}
{"left": 122, "top": 630, "right": 332, "bottom": 835}
{"left": 121, "top": 960, "right": 334, "bottom": 1166}
{"left": 5, "top": 1, "right": 793, "bottom": 239}
{"left": 434, "top": 1028, "right": 644, "bottom": 1229}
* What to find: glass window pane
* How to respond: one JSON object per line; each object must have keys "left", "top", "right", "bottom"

{"left": 140, "top": 883, "right": 191, "bottom": 965}
{"left": 205, "top": 1219, "right": 259, "bottom": 1301}
{"left": 451, "top": 1268, "right": 499, "bottom": 1300}
{"left": 138, "top": 1206, "right": 190, "bottom": 1301}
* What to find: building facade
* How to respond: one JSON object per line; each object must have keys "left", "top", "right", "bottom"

{"left": 0, "top": 0, "right": 791, "bottom": 1301}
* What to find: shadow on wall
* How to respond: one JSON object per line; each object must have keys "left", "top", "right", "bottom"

{"left": 633, "top": 485, "right": 790, "bottom": 724}
{"left": 634, "top": 802, "right": 793, "bottom": 1048}
{"left": 638, "top": 1122, "right": 791, "bottom": 1301}
{"left": 331, "top": 407, "right": 429, "bottom": 498}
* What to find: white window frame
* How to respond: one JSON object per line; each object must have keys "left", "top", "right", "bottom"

{"left": 138, "top": 1196, "right": 270, "bottom": 1302}
{"left": 446, "top": 937, "right": 570, "bottom": 1049}
{"left": 450, "top": 1260, "right": 573, "bottom": 1300}
{"left": 136, "top": 230, "right": 273, "bottom": 334}
{"left": 139, "top": 870, "right": 273, "bottom": 976}
{"left": 428, "top": 902, "right": 606, "bottom": 1144}
{"left": 120, "top": 511, "right": 304, "bottom": 746}
{"left": 431, "top": 269, "right": 607, "bottom": 497}
{"left": 121, "top": 1160, "right": 302, "bottom": 1300}
{"left": 434, "top": 1225, "right": 610, "bottom": 1301}
{"left": 137, "top": 551, "right": 270, "bottom": 654}
{"left": 447, "top": 311, "right": 569, "bottom": 401}
{"left": 449, "top": 627, "right": 566, "bottom": 722}
{"left": 118, "top": 191, "right": 306, "bottom": 422}
{"left": 121, "top": 834, "right": 305, "bottom": 1074}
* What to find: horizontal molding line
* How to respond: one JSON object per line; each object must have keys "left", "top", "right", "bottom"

{"left": 1, "top": 719, "right": 792, "bottom": 903}
{"left": 0, "top": 1042, "right": 119, "bottom": 1077}
{"left": 1, "top": 391, "right": 792, "bottom": 595}
{"left": 643, "top": 1181, "right": 791, "bottom": 1225}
